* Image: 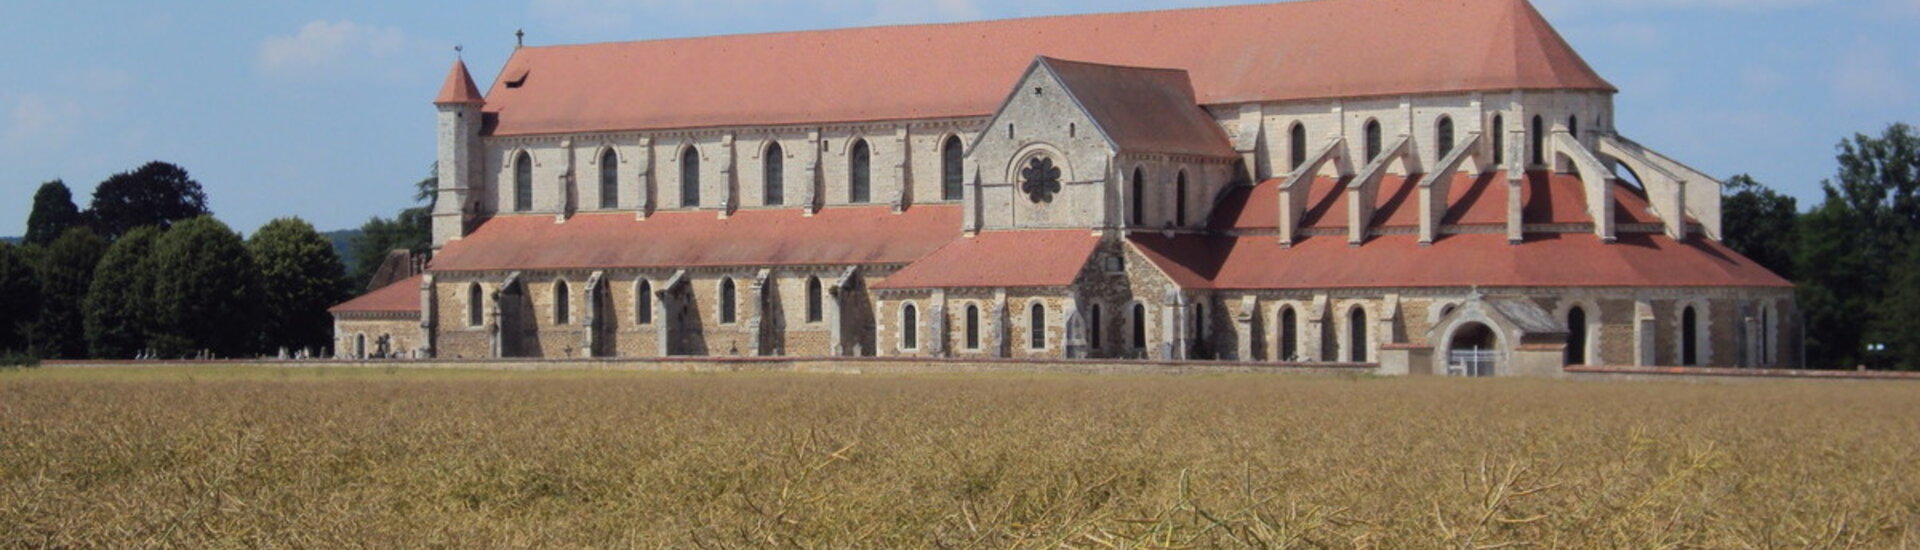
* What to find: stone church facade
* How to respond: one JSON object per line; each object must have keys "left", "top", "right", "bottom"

{"left": 331, "top": 0, "right": 1797, "bottom": 375}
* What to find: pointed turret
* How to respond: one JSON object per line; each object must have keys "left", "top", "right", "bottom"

{"left": 434, "top": 59, "right": 486, "bottom": 106}
{"left": 434, "top": 59, "right": 485, "bottom": 250}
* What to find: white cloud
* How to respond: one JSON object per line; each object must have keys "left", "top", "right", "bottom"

{"left": 2, "top": 94, "right": 86, "bottom": 148}
{"left": 1830, "top": 41, "right": 1914, "bottom": 105}
{"left": 256, "top": 20, "right": 423, "bottom": 78}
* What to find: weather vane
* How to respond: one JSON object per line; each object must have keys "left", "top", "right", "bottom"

{"left": 454, "top": 45, "right": 463, "bottom": 59}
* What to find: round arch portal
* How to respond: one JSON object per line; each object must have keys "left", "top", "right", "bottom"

{"left": 1444, "top": 321, "right": 1501, "bottom": 377}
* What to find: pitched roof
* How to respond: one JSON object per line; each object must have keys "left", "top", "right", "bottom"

{"left": 330, "top": 275, "right": 423, "bottom": 314}
{"left": 478, "top": 0, "right": 1612, "bottom": 136}
{"left": 1129, "top": 232, "right": 1792, "bottom": 290}
{"left": 429, "top": 206, "right": 962, "bottom": 272}
{"left": 1039, "top": 58, "right": 1236, "bottom": 158}
{"left": 434, "top": 60, "right": 485, "bottom": 105}
{"left": 874, "top": 230, "right": 1101, "bottom": 289}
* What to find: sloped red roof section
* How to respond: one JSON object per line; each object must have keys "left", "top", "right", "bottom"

{"left": 1042, "top": 58, "right": 1236, "bottom": 158}
{"left": 434, "top": 60, "right": 485, "bottom": 105}
{"left": 1130, "top": 232, "right": 1792, "bottom": 290}
{"left": 430, "top": 206, "right": 962, "bottom": 272}
{"left": 875, "top": 230, "right": 1101, "bottom": 289}
{"left": 330, "top": 275, "right": 423, "bottom": 314}
{"left": 480, "top": 0, "right": 1613, "bottom": 136}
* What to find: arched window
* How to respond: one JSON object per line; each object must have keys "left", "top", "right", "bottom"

{"left": 554, "top": 280, "right": 571, "bottom": 325}
{"left": 680, "top": 146, "right": 701, "bottom": 207}
{"left": 1436, "top": 116, "right": 1455, "bottom": 159}
{"left": 1761, "top": 306, "right": 1773, "bottom": 365}
{"left": 849, "top": 139, "right": 871, "bottom": 203}
{"left": 902, "top": 303, "right": 919, "bottom": 350}
{"left": 764, "top": 142, "right": 784, "bottom": 206}
{"left": 1131, "top": 303, "right": 1147, "bottom": 351}
{"left": 1088, "top": 303, "right": 1103, "bottom": 353}
{"left": 1530, "top": 115, "right": 1545, "bottom": 166}
{"left": 636, "top": 280, "right": 653, "bottom": 324}
{"left": 1279, "top": 306, "right": 1298, "bottom": 361}
{"left": 941, "top": 136, "right": 964, "bottom": 201}
{"left": 1568, "top": 115, "right": 1579, "bottom": 140}
{"left": 467, "top": 283, "right": 484, "bottom": 327}
{"left": 1174, "top": 171, "right": 1188, "bottom": 227}
{"left": 1566, "top": 306, "right": 1588, "bottom": 365}
{"left": 1681, "top": 305, "right": 1699, "bottom": 366}
{"left": 513, "top": 151, "right": 533, "bottom": 212}
{"left": 805, "top": 277, "right": 823, "bottom": 323}
{"left": 1289, "top": 122, "right": 1307, "bottom": 171}
{"left": 1364, "top": 119, "right": 1383, "bottom": 162}
{"left": 1130, "top": 167, "right": 1146, "bottom": 226}
{"left": 1029, "top": 302, "right": 1046, "bottom": 350}
{"left": 965, "top": 304, "right": 981, "bottom": 349}
{"left": 599, "top": 148, "right": 619, "bottom": 209}
{"left": 1348, "top": 306, "right": 1368, "bottom": 362}
{"left": 719, "top": 278, "right": 737, "bottom": 324}
{"left": 1491, "top": 114, "right": 1506, "bottom": 166}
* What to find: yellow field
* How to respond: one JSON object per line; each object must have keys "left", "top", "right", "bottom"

{"left": 1, "top": 367, "right": 1916, "bottom": 548}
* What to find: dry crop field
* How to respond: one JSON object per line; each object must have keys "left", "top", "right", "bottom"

{"left": 1, "top": 367, "right": 1917, "bottom": 548}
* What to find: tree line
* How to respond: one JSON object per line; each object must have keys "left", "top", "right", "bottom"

{"left": 0, "top": 161, "right": 433, "bottom": 363}
{"left": 1714, "top": 123, "right": 1919, "bottom": 370}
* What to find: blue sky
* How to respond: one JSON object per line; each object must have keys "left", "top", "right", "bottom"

{"left": 3, "top": 0, "right": 1917, "bottom": 236}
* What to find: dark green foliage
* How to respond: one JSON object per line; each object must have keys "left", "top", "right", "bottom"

{"left": 0, "top": 242, "right": 40, "bottom": 354}
{"left": 1719, "top": 174, "right": 1798, "bottom": 281}
{"left": 1867, "top": 239, "right": 1920, "bottom": 369}
{"left": 87, "top": 161, "right": 211, "bottom": 241}
{"left": 31, "top": 228, "right": 108, "bottom": 359}
{"left": 321, "top": 228, "right": 362, "bottom": 270}
{"left": 1794, "top": 201, "right": 1872, "bottom": 368}
{"left": 1795, "top": 123, "right": 1920, "bottom": 369}
{"left": 25, "top": 180, "right": 85, "bottom": 246}
{"left": 147, "top": 217, "right": 262, "bottom": 358}
{"left": 248, "top": 218, "right": 348, "bottom": 354}
{"left": 346, "top": 171, "right": 434, "bottom": 291}
{"left": 84, "top": 227, "right": 162, "bottom": 359}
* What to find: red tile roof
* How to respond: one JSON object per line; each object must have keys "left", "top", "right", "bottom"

{"left": 1040, "top": 58, "right": 1236, "bottom": 158}
{"left": 478, "top": 0, "right": 1612, "bottom": 136}
{"left": 429, "top": 206, "right": 962, "bottom": 272}
{"left": 874, "top": 230, "right": 1101, "bottom": 289}
{"left": 434, "top": 60, "right": 484, "bottom": 105}
{"left": 330, "top": 275, "right": 423, "bottom": 314}
{"left": 1129, "top": 232, "right": 1792, "bottom": 290}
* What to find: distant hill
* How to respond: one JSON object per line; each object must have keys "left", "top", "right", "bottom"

{"left": 323, "top": 229, "right": 363, "bottom": 271}
{"left": 0, "top": 236, "right": 19, "bottom": 245}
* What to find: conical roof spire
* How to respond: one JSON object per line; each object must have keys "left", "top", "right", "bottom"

{"left": 435, "top": 59, "right": 485, "bottom": 106}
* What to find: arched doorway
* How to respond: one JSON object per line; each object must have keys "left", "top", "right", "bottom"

{"left": 1446, "top": 322, "right": 1500, "bottom": 377}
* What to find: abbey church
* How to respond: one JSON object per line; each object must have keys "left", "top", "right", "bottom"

{"left": 330, "top": 0, "right": 1797, "bottom": 375}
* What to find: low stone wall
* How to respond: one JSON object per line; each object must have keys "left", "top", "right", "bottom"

{"left": 43, "top": 357, "right": 1379, "bottom": 377}
{"left": 1564, "top": 365, "right": 1920, "bottom": 383}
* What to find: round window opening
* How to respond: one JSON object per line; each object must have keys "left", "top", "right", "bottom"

{"left": 1021, "top": 156, "right": 1062, "bottom": 203}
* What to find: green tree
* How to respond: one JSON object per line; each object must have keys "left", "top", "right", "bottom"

{"left": 1796, "top": 123, "right": 1920, "bottom": 368}
{"left": 1719, "top": 174, "right": 1798, "bottom": 280}
{"left": 87, "top": 161, "right": 211, "bottom": 240}
{"left": 346, "top": 168, "right": 434, "bottom": 290}
{"left": 24, "top": 180, "right": 85, "bottom": 246}
{"left": 147, "top": 217, "right": 261, "bottom": 358}
{"left": 0, "top": 242, "right": 41, "bottom": 354}
{"left": 247, "top": 218, "right": 348, "bottom": 353}
{"left": 1867, "top": 239, "right": 1920, "bottom": 370}
{"left": 31, "top": 227, "right": 108, "bottom": 358}
{"left": 83, "top": 226, "right": 162, "bottom": 359}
